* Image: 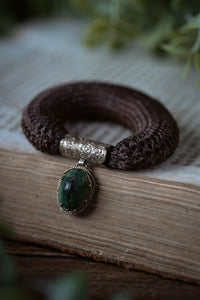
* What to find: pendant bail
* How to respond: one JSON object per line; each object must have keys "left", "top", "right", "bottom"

{"left": 77, "top": 158, "right": 87, "bottom": 167}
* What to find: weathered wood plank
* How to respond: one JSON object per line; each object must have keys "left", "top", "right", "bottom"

{"left": 1, "top": 149, "right": 200, "bottom": 283}
{"left": 4, "top": 240, "right": 200, "bottom": 300}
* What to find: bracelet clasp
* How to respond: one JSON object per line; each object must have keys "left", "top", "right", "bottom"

{"left": 59, "top": 134, "right": 111, "bottom": 165}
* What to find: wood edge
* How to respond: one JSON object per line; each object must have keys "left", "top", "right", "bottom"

{"left": 5, "top": 236, "right": 200, "bottom": 286}
{"left": 1, "top": 149, "right": 200, "bottom": 284}
{"left": 0, "top": 148, "right": 200, "bottom": 192}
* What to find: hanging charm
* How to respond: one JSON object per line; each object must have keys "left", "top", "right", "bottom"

{"left": 57, "top": 159, "right": 95, "bottom": 215}
{"left": 57, "top": 134, "right": 111, "bottom": 215}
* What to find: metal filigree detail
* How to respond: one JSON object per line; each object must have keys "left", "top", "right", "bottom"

{"left": 59, "top": 134, "right": 111, "bottom": 165}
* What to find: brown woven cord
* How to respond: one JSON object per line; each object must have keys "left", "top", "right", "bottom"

{"left": 21, "top": 82, "right": 179, "bottom": 170}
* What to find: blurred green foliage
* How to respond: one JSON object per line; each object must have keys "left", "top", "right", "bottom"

{"left": 72, "top": 0, "right": 200, "bottom": 80}
{"left": 0, "top": 218, "right": 16, "bottom": 285}
{"left": 46, "top": 273, "right": 88, "bottom": 300}
{"left": 1, "top": 0, "right": 200, "bottom": 81}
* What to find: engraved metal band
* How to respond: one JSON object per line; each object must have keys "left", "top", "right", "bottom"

{"left": 59, "top": 134, "right": 111, "bottom": 165}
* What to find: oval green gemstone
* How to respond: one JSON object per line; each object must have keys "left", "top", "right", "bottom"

{"left": 58, "top": 169, "right": 90, "bottom": 213}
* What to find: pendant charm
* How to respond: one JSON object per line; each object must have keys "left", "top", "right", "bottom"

{"left": 57, "top": 159, "right": 95, "bottom": 215}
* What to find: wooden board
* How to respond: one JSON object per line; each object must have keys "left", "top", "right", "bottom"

{"left": 4, "top": 240, "right": 200, "bottom": 300}
{"left": 1, "top": 149, "right": 200, "bottom": 284}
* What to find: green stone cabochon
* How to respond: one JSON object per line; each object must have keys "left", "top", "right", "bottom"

{"left": 58, "top": 169, "right": 90, "bottom": 212}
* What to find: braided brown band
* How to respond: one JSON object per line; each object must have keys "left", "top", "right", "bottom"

{"left": 21, "top": 82, "right": 179, "bottom": 170}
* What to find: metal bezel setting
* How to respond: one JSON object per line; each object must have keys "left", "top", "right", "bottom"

{"left": 57, "top": 162, "right": 95, "bottom": 215}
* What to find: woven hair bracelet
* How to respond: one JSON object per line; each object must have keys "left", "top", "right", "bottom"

{"left": 21, "top": 81, "right": 179, "bottom": 215}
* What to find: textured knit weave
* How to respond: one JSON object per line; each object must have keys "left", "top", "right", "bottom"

{"left": 21, "top": 82, "right": 179, "bottom": 170}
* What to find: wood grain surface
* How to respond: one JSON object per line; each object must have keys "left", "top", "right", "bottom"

{"left": 0, "top": 149, "right": 200, "bottom": 284}
{"left": 4, "top": 240, "right": 200, "bottom": 300}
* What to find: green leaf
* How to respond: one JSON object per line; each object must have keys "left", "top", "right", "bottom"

{"left": 194, "top": 52, "right": 200, "bottom": 70}
{"left": 183, "top": 55, "right": 193, "bottom": 78}
{"left": 141, "top": 16, "right": 173, "bottom": 50}
{"left": 162, "top": 44, "right": 189, "bottom": 57}
{"left": 0, "top": 219, "right": 15, "bottom": 237}
{"left": 0, "top": 240, "right": 16, "bottom": 284}
{"left": 84, "top": 18, "right": 111, "bottom": 47}
{"left": 46, "top": 272, "right": 88, "bottom": 300}
{"left": 182, "top": 13, "right": 200, "bottom": 30}
{"left": 192, "top": 29, "right": 200, "bottom": 53}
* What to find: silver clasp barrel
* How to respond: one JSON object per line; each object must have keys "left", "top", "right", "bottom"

{"left": 59, "top": 134, "right": 111, "bottom": 165}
